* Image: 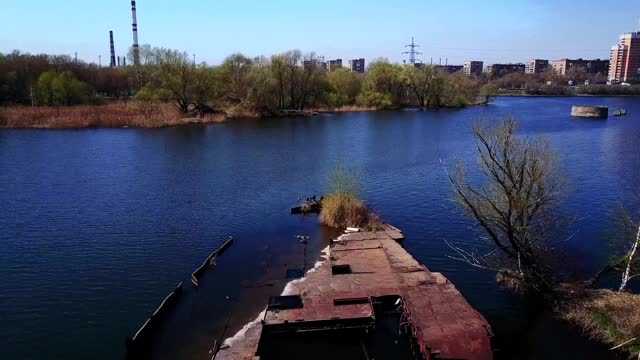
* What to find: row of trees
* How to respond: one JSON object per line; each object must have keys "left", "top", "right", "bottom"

{"left": 10, "top": 46, "right": 628, "bottom": 113}
{"left": 1, "top": 47, "right": 490, "bottom": 114}
{"left": 129, "top": 46, "right": 488, "bottom": 116}
{"left": 0, "top": 51, "right": 133, "bottom": 105}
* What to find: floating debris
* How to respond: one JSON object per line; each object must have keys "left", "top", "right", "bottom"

{"left": 291, "top": 195, "right": 324, "bottom": 215}
{"left": 614, "top": 109, "right": 627, "bottom": 116}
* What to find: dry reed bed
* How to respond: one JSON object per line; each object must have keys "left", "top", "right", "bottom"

{"left": 310, "top": 105, "right": 377, "bottom": 113}
{"left": 0, "top": 102, "right": 227, "bottom": 129}
{"left": 563, "top": 289, "right": 640, "bottom": 357}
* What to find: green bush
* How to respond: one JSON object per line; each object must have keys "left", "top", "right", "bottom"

{"left": 356, "top": 91, "right": 392, "bottom": 109}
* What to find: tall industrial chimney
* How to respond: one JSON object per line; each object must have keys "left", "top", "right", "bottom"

{"left": 109, "top": 31, "right": 116, "bottom": 67}
{"left": 131, "top": 1, "right": 140, "bottom": 66}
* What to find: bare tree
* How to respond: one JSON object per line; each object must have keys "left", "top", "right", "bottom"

{"left": 619, "top": 218, "right": 640, "bottom": 292}
{"left": 610, "top": 207, "right": 640, "bottom": 292}
{"left": 297, "top": 52, "right": 328, "bottom": 110}
{"left": 220, "top": 53, "right": 253, "bottom": 105}
{"left": 445, "top": 119, "right": 564, "bottom": 296}
{"left": 585, "top": 204, "right": 640, "bottom": 291}
{"left": 270, "top": 54, "right": 288, "bottom": 109}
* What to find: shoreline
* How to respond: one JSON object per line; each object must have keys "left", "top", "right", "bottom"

{"left": 1, "top": 94, "right": 633, "bottom": 130}
{"left": 0, "top": 104, "right": 467, "bottom": 130}
{"left": 497, "top": 93, "right": 640, "bottom": 98}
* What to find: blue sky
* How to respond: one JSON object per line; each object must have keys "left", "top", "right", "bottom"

{"left": 1, "top": 0, "right": 638, "bottom": 65}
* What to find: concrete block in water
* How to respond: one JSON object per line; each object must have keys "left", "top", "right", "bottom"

{"left": 571, "top": 105, "right": 608, "bottom": 118}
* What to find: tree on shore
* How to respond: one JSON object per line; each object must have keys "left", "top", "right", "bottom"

{"left": 154, "top": 49, "right": 198, "bottom": 113}
{"left": 35, "top": 70, "right": 93, "bottom": 106}
{"left": 328, "top": 68, "right": 362, "bottom": 107}
{"left": 402, "top": 64, "right": 439, "bottom": 107}
{"left": 479, "top": 83, "right": 498, "bottom": 104}
{"left": 584, "top": 201, "right": 640, "bottom": 292}
{"left": 219, "top": 53, "right": 253, "bottom": 105}
{"left": 446, "top": 119, "right": 564, "bottom": 296}
{"left": 592, "top": 205, "right": 640, "bottom": 292}
{"left": 364, "top": 60, "right": 405, "bottom": 106}
{"left": 615, "top": 209, "right": 640, "bottom": 292}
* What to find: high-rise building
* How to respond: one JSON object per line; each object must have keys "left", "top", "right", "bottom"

{"left": 525, "top": 59, "right": 549, "bottom": 74}
{"left": 608, "top": 32, "right": 640, "bottom": 83}
{"left": 328, "top": 59, "right": 343, "bottom": 72}
{"left": 551, "top": 59, "right": 609, "bottom": 76}
{"left": 486, "top": 63, "right": 526, "bottom": 78}
{"left": 463, "top": 61, "right": 483, "bottom": 77}
{"left": 349, "top": 58, "right": 366, "bottom": 73}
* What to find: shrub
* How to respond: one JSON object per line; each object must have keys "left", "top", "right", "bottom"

{"left": 356, "top": 91, "right": 392, "bottom": 109}
{"left": 319, "top": 192, "right": 380, "bottom": 230}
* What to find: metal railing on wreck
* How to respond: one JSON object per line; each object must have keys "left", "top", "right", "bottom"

{"left": 124, "top": 237, "right": 234, "bottom": 360}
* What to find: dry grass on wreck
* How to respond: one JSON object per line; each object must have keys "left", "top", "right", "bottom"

{"left": 319, "top": 192, "right": 381, "bottom": 230}
{"left": 563, "top": 288, "right": 640, "bottom": 357}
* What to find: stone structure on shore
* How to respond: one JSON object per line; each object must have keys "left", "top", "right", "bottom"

{"left": 215, "top": 225, "right": 493, "bottom": 360}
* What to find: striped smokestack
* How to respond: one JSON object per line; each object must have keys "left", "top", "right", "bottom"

{"left": 109, "top": 31, "right": 116, "bottom": 67}
{"left": 131, "top": 0, "right": 140, "bottom": 66}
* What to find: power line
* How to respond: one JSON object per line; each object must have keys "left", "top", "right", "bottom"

{"left": 417, "top": 45, "right": 607, "bottom": 53}
{"left": 403, "top": 37, "right": 423, "bottom": 64}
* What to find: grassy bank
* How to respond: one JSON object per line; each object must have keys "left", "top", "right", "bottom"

{"left": 563, "top": 288, "right": 640, "bottom": 357}
{"left": 0, "top": 102, "right": 227, "bottom": 129}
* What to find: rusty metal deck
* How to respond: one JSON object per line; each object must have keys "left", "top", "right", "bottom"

{"left": 216, "top": 225, "right": 492, "bottom": 360}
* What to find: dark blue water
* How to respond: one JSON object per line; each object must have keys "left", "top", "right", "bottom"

{"left": 1, "top": 97, "right": 639, "bottom": 359}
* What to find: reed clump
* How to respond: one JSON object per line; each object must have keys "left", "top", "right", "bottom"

{"left": 319, "top": 162, "right": 382, "bottom": 230}
{"left": 319, "top": 192, "right": 381, "bottom": 230}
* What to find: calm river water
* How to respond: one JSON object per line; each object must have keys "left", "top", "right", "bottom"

{"left": 1, "top": 97, "right": 639, "bottom": 360}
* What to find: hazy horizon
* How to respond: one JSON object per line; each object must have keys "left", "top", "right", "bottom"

{"left": 2, "top": 0, "right": 639, "bottom": 65}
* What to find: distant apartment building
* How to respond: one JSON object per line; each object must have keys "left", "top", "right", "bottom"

{"left": 551, "top": 58, "right": 610, "bottom": 76}
{"left": 608, "top": 32, "right": 640, "bottom": 83}
{"left": 302, "top": 59, "right": 327, "bottom": 71}
{"left": 463, "top": 61, "right": 483, "bottom": 76}
{"left": 486, "top": 63, "right": 526, "bottom": 78}
{"left": 328, "top": 59, "right": 343, "bottom": 72}
{"left": 525, "top": 59, "right": 549, "bottom": 74}
{"left": 434, "top": 65, "right": 464, "bottom": 74}
{"left": 349, "top": 58, "right": 366, "bottom": 73}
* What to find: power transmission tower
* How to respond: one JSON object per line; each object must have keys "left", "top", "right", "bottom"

{"left": 403, "top": 37, "right": 423, "bottom": 65}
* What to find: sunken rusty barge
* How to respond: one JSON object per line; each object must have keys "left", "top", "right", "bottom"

{"left": 215, "top": 225, "right": 493, "bottom": 360}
